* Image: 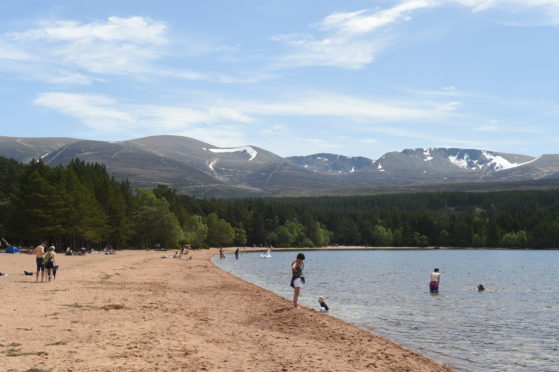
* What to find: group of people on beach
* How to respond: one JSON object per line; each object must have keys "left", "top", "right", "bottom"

{"left": 33, "top": 242, "right": 58, "bottom": 282}
{"left": 170, "top": 244, "right": 192, "bottom": 259}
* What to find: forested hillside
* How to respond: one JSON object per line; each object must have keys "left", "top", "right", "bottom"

{"left": 1, "top": 156, "right": 559, "bottom": 249}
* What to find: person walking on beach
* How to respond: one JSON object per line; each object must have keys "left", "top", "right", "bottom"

{"left": 33, "top": 241, "right": 47, "bottom": 282}
{"left": 290, "top": 253, "right": 305, "bottom": 308}
{"left": 43, "top": 246, "right": 57, "bottom": 282}
{"left": 430, "top": 268, "right": 440, "bottom": 294}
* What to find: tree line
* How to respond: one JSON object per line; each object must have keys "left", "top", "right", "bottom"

{"left": 1, "top": 156, "right": 559, "bottom": 249}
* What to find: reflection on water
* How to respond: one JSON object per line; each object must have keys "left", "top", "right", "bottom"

{"left": 214, "top": 249, "right": 559, "bottom": 371}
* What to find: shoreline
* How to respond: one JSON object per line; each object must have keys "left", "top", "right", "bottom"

{"left": 1, "top": 249, "right": 454, "bottom": 371}
{"left": 235, "top": 245, "right": 559, "bottom": 251}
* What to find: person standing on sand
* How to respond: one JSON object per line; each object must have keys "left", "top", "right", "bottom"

{"left": 430, "top": 268, "right": 440, "bottom": 294}
{"left": 33, "top": 242, "right": 47, "bottom": 282}
{"left": 291, "top": 253, "right": 306, "bottom": 308}
{"left": 43, "top": 246, "right": 57, "bottom": 282}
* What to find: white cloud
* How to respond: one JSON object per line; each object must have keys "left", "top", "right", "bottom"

{"left": 301, "top": 138, "right": 341, "bottom": 149}
{"left": 272, "top": 33, "right": 384, "bottom": 69}
{"left": 35, "top": 90, "right": 455, "bottom": 133}
{"left": 363, "top": 125, "right": 524, "bottom": 148}
{"left": 34, "top": 92, "right": 135, "bottom": 131}
{"left": 0, "top": 16, "right": 212, "bottom": 84}
{"left": 438, "top": 101, "right": 463, "bottom": 111}
{"left": 404, "top": 86, "right": 464, "bottom": 97}
{"left": 34, "top": 92, "right": 252, "bottom": 135}
{"left": 319, "top": 1, "right": 436, "bottom": 35}
{"left": 475, "top": 121, "right": 501, "bottom": 131}
{"left": 454, "top": 0, "right": 559, "bottom": 14}
{"left": 233, "top": 92, "right": 455, "bottom": 122}
{"left": 0, "top": 43, "right": 34, "bottom": 61}
{"left": 358, "top": 138, "right": 379, "bottom": 144}
{"left": 273, "top": 0, "right": 559, "bottom": 69}
{"left": 12, "top": 16, "right": 167, "bottom": 44}
{"left": 273, "top": 1, "right": 438, "bottom": 69}
{"left": 9, "top": 16, "right": 167, "bottom": 76}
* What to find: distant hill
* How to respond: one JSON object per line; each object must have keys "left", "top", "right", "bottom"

{"left": 1, "top": 135, "right": 557, "bottom": 197}
{"left": 286, "top": 153, "right": 374, "bottom": 174}
{"left": 0, "top": 136, "right": 79, "bottom": 163}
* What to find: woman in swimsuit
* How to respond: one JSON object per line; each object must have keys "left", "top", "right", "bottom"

{"left": 44, "top": 246, "right": 57, "bottom": 282}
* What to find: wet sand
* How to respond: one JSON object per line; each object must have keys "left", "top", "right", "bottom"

{"left": 0, "top": 249, "right": 454, "bottom": 371}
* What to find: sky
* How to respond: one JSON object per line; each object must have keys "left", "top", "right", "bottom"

{"left": 0, "top": 0, "right": 558, "bottom": 159}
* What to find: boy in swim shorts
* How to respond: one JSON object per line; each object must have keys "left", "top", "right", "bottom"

{"left": 34, "top": 242, "right": 47, "bottom": 282}
{"left": 430, "top": 268, "right": 440, "bottom": 294}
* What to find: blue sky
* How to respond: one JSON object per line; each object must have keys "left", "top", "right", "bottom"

{"left": 0, "top": 0, "right": 558, "bottom": 159}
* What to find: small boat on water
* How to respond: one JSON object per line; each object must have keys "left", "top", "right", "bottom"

{"left": 260, "top": 248, "right": 272, "bottom": 259}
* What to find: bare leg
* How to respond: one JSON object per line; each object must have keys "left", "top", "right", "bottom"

{"left": 293, "top": 287, "right": 300, "bottom": 308}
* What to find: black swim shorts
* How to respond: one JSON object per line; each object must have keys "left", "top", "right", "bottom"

{"left": 36, "top": 257, "right": 44, "bottom": 272}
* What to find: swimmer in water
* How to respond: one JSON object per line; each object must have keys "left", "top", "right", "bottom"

{"left": 477, "top": 284, "right": 486, "bottom": 291}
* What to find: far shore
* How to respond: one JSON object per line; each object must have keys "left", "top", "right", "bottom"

{"left": 1, "top": 248, "right": 454, "bottom": 371}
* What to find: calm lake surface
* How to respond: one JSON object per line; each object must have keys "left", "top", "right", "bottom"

{"left": 213, "top": 249, "right": 559, "bottom": 371}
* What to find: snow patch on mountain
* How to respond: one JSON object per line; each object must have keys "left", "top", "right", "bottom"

{"left": 208, "top": 160, "right": 217, "bottom": 172}
{"left": 448, "top": 150, "right": 537, "bottom": 172}
{"left": 423, "top": 148, "right": 433, "bottom": 161}
{"left": 40, "top": 153, "right": 50, "bottom": 159}
{"left": 208, "top": 146, "right": 258, "bottom": 161}
{"left": 481, "top": 151, "right": 536, "bottom": 171}
{"left": 448, "top": 154, "right": 471, "bottom": 170}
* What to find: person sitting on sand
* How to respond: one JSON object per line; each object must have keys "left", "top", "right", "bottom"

{"left": 33, "top": 241, "right": 47, "bottom": 282}
{"left": 290, "top": 253, "right": 306, "bottom": 308}
{"left": 477, "top": 284, "right": 486, "bottom": 292}
{"left": 43, "top": 246, "right": 57, "bottom": 282}
{"left": 66, "top": 247, "right": 73, "bottom": 256}
{"left": 429, "top": 268, "right": 440, "bottom": 294}
{"left": 185, "top": 244, "right": 191, "bottom": 256}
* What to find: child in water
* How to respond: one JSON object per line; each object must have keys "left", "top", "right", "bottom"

{"left": 318, "top": 296, "right": 329, "bottom": 312}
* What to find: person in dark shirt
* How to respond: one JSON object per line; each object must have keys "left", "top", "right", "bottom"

{"left": 290, "top": 253, "right": 305, "bottom": 308}
{"left": 318, "top": 296, "right": 329, "bottom": 312}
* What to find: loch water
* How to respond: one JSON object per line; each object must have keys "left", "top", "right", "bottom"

{"left": 213, "top": 249, "right": 559, "bottom": 371}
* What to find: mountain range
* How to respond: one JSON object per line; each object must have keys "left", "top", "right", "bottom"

{"left": 1, "top": 135, "right": 558, "bottom": 197}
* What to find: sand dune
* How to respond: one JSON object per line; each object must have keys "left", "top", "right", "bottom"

{"left": 0, "top": 249, "right": 454, "bottom": 371}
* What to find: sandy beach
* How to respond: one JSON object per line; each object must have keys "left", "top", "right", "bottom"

{"left": 1, "top": 249, "right": 454, "bottom": 372}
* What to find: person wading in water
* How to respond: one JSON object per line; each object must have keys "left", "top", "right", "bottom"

{"left": 290, "top": 253, "right": 306, "bottom": 308}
